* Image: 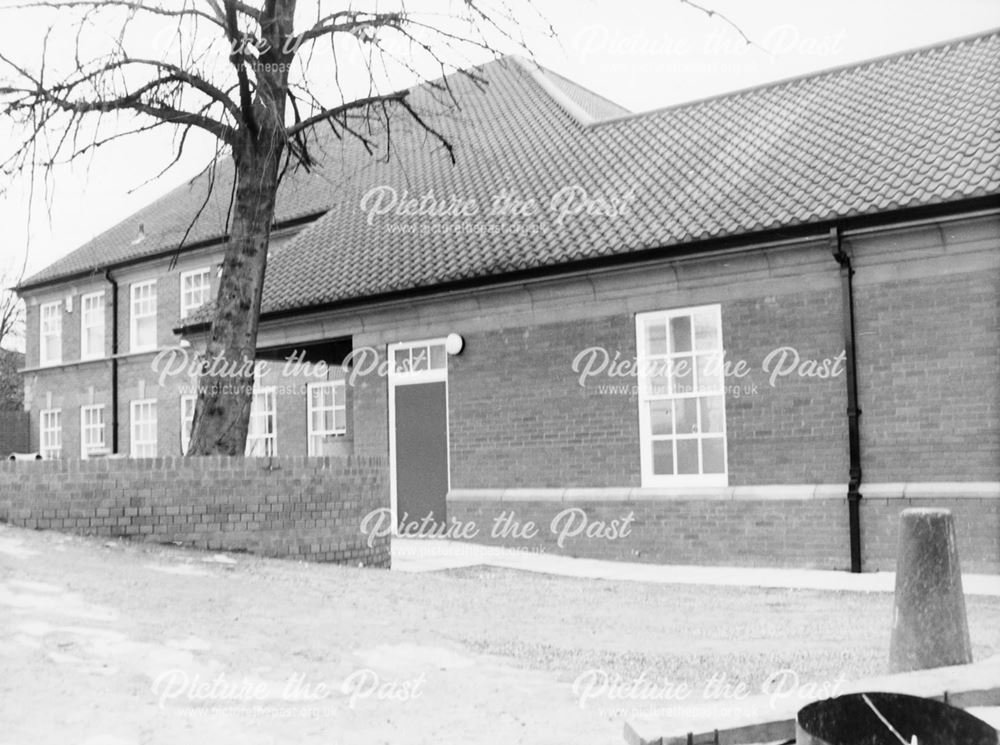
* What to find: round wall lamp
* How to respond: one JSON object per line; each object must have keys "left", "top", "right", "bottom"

{"left": 445, "top": 333, "right": 465, "bottom": 356}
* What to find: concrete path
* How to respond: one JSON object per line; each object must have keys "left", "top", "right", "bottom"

{"left": 391, "top": 538, "right": 1000, "bottom": 597}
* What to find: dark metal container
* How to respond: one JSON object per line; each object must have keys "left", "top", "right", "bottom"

{"left": 796, "top": 691, "right": 998, "bottom": 745}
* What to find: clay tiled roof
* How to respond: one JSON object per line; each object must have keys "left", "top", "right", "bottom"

{"left": 262, "top": 32, "right": 1000, "bottom": 314}
{"left": 21, "top": 31, "right": 1000, "bottom": 319}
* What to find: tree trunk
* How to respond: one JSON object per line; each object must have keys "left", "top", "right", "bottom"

{"left": 187, "top": 131, "right": 283, "bottom": 456}
{"left": 185, "top": 0, "right": 296, "bottom": 456}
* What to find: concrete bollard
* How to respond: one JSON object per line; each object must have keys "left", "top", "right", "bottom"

{"left": 889, "top": 507, "right": 972, "bottom": 673}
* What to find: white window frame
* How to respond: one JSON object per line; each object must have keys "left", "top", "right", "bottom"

{"left": 636, "top": 305, "right": 728, "bottom": 487}
{"left": 129, "top": 280, "right": 157, "bottom": 353}
{"left": 387, "top": 339, "right": 448, "bottom": 386}
{"left": 40, "top": 408, "right": 62, "bottom": 459}
{"left": 180, "top": 395, "right": 196, "bottom": 455}
{"left": 307, "top": 381, "right": 346, "bottom": 456}
{"left": 80, "top": 291, "right": 105, "bottom": 360}
{"left": 130, "top": 399, "right": 157, "bottom": 458}
{"left": 80, "top": 404, "right": 106, "bottom": 459}
{"left": 180, "top": 267, "right": 211, "bottom": 319}
{"left": 245, "top": 386, "right": 277, "bottom": 457}
{"left": 39, "top": 301, "right": 62, "bottom": 366}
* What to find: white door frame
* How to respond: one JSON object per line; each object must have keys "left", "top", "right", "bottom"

{"left": 387, "top": 338, "right": 451, "bottom": 534}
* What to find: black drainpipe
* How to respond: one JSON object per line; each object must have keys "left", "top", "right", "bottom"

{"left": 105, "top": 271, "right": 120, "bottom": 454}
{"left": 830, "top": 227, "right": 863, "bottom": 573}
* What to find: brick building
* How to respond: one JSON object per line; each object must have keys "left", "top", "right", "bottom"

{"left": 15, "top": 31, "right": 1000, "bottom": 571}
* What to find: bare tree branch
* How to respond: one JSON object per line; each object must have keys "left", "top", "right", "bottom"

{"left": 678, "top": 0, "right": 764, "bottom": 52}
{"left": 296, "top": 10, "right": 405, "bottom": 43}
{"left": 3, "top": 0, "right": 224, "bottom": 29}
{"left": 284, "top": 90, "right": 408, "bottom": 137}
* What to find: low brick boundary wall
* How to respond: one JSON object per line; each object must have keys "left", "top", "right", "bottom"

{"left": 0, "top": 456, "right": 389, "bottom": 567}
{"left": 448, "top": 494, "right": 1000, "bottom": 573}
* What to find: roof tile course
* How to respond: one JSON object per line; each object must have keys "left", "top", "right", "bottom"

{"left": 21, "top": 32, "right": 1000, "bottom": 322}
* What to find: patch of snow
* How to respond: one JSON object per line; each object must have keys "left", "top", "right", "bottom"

{"left": 166, "top": 636, "right": 212, "bottom": 652}
{"left": 202, "top": 554, "right": 238, "bottom": 565}
{"left": 0, "top": 583, "right": 118, "bottom": 622}
{"left": 0, "top": 538, "right": 39, "bottom": 559}
{"left": 7, "top": 579, "right": 62, "bottom": 593}
{"left": 11, "top": 634, "right": 43, "bottom": 650}
{"left": 355, "top": 643, "right": 476, "bottom": 672}
{"left": 46, "top": 650, "right": 88, "bottom": 665}
{"left": 143, "top": 563, "right": 211, "bottom": 577}
{"left": 12, "top": 619, "right": 222, "bottom": 683}
{"left": 80, "top": 735, "right": 138, "bottom": 745}
{"left": 15, "top": 621, "right": 127, "bottom": 642}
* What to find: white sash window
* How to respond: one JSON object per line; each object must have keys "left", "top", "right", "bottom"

{"left": 636, "top": 305, "right": 728, "bottom": 487}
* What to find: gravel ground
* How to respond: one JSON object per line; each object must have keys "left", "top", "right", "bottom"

{"left": 1, "top": 524, "right": 998, "bottom": 745}
{"left": 438, "top": 565, "right": 1000, "bottom": 684}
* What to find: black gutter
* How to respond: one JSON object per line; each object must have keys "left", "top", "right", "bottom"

{"left": 105, "top": 271, "right": 120, "bottom": 454}
{"left": 218, "top": 195, "right": 1000, "bottom": 331}
{"left": 830, "top": 227, "right": 863, "bottom": 574}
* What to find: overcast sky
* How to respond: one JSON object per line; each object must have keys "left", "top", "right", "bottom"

{"left": 1, "top": 0, "right": 998, "bottom": 286}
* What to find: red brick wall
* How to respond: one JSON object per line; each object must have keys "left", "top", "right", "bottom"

{"left": 448, "top": 498, "right": 849, "bottom": 569}
{"left": 854, "top": 270, "right": 1000, "bottom": 482}
{"left": 448, "top": 316, "right": 642, "bottom": 488}
{"left": 723, "top": 290, "right": 848, "bottom": 485}
{"left": 22, "top": 261, "right": 213, "bottom": 369}
{"left": 24, "top": 361, "right": 115, "bottom": 456}
{"left": 444, "top": 285, "right": 848, "bottom": 489}
{"left": 22, "top": 326, "right": 354, "bottom": 459}
{"left": 0, "top": 456, "right": 389, "bottom": 566}
{"left": 860, "top": 497, "right": 1000, "bottom": 573}
{"left": 350, "top": 348, "right": 389, "bottom": 459}
{"left": 346, "top": 216, "right": 997, "bottom": 494}
{"left": 448, "top": 496, "right": 999, "bottom": 573}
{"left": 22, "top": 358, "right": 356, "bottom": 459}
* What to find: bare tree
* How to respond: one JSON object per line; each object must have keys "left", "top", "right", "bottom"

{"left": 1, "top": 0, "right": 742, "bottom": 455}
{"left": 0, "top": 268, "right": 26, "bottom": 352}
{"left": 0, "top": 0, "right": 558, "bottom": 454}
{"left": 0, "top": 258, "right": 27, "bottom": 410}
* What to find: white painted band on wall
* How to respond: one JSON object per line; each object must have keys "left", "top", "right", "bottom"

{"left": 447, "top": 483, "right": 1000, "bottom": 503}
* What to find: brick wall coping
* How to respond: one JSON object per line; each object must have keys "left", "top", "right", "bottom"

{"left": 448, "top": 482, "right": 1000, "bottom": 502}
{"left": 862, "top": 482, "right": 1000, "bottom": 498}
{"left": 0, "top": 455, "right": 386, "bottom": 473}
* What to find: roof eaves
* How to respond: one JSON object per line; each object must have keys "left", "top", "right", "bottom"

{"left": 16, "top": 208, "right": 328, "bottom": 294}
{"left": 178, "top": 194, "right": 1000, "bottom": 337}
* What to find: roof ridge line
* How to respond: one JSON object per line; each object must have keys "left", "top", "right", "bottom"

{"left": 507, "top": 55, "right": 597, "bottom": 127}
{"left": 587, "top": 25, "right": 1000, "bottom": 129}
{"left": 533, "top": 63, "right": 631, "bottom": 114}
